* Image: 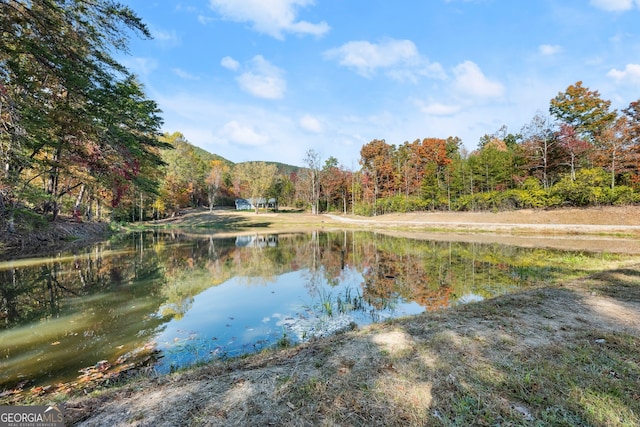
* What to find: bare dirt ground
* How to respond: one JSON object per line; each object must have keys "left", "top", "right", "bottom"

{"left": 348, "top": 205, "right": 640, "bottom": 227}
{"left": 163, "top": 205, "right": 640, "bottom": 231}
{"left": 9, "top": 206, "right": 640, "bottom": 426}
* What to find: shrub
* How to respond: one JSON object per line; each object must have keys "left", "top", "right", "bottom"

{"left": 611, "top": 185, "right": 639, "bottom": 204}
{"left": 375, "top": 195, "right": 429, "bottom": 214}
{"left": 550, "top": 168, "right": 636, "bottom": 207}
{"left": 353, "top": 202, "right": 375, "bottom": 216}
{"left": 452, "top": 186, "right": 558, "bottom": 212}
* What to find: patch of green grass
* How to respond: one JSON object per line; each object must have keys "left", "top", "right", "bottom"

{"left": 12, "top": 208, "right": 49, "bottom": 231}
{"left": 276, "top": 331, "right": 292, "bottom": 349}
{"left": 298, "top": 377, "right": 323, "bottom": 399}
{"left": 495, "top": 332, "right": 640, "bottom": 426}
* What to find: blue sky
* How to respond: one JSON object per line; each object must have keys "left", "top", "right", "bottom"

{"left": 118, "top": 0, "right": 640, "bottom": 168}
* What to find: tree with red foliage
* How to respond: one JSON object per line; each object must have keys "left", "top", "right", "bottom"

{"left": 360, "top": 139, "right": 396, "bottom": 211}
{"left": 320, "top": 157, "right": 351, "bottom": 213}
{"left": 555, "top": 124, "right": 591, "bottom": 181}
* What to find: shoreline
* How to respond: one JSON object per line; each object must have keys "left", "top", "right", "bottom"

{"left": 2, "top": 206, "right": 640, "bottom": 426}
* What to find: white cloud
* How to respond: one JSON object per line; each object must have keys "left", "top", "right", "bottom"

{"left": 123, "top": 57, "right": 158, "bottom": 76}
{"left": 590, "top": 0, "right": 639, "bottom": 11}
{"left": 323, "top": 39, "right": 445, "bottom": 81}
{"left": 539, "top": 44, "right": 563, "bottom": 56}
{"left": 208, "top": 0, "right": 330, "bottom": 40}
{"left": 197, "top": 15, "right": 214, "bottom": 25}
{"left": 221, "top": 121, "right": 270, "bottom": 146}
{"left": 299, "top": 114, "right": 323, "bottom": 132}
{"left": 173, "top": 68, "right": 200, "bottom": 80}
{"left": 221, "top": 56, "right": 240, "bottom": 71}
{"left": 235, "top": 55, "right": 286, "bottom": 99}
{"left": 452, "top": 61, "right": 505, "bottom": 98}
{"left": 607, "top": 64, "right": 640, "bottom": 84}
{"left": 417, "top": 101, "right": 461, "bottom": 116}
{"left": 150, "top": 27, "right": 180, "bottom": 47}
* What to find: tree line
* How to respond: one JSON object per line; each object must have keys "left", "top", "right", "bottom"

{"left": 352, "top": 81, "right": 640, "bottom": 215}
{"left": 2, "top": 1, "right": 640, "bottom": 228}
{"left": 152, "top": 81, "right": 640, "bottom": 219}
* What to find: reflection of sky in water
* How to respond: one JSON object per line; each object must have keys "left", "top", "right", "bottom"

{"left": 4, "top": 231, "right": 575, "bottom": 390}
{"left": 154, "top": 267, "right": 424, "bottom": 372}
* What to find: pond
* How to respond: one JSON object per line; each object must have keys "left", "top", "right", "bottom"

{"left": 0, "top": 230, "right": 633, "bottom": 392}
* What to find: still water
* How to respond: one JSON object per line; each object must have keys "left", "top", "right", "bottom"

{"left": 0, "top": 230, "right": 627, "bottom": 391}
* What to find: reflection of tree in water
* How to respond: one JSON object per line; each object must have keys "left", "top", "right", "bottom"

{"left": 357, "top": 236, "right": 453, "bottom": 311}
{"left": 1, "top": 229, "right": 609, "bottom": 392}
{"left": 355, "top": 235, "right": 575, "bottom": 310}
{"left": 0, "top": 234, "right": 173, "bottom": 389}
{"left": 0, "top": 268, "right": 21, "bottom": 325}
{"left": 2, "top": 230, "right": 580, "bottom": 329}
{"left": 0, "top": 235, "right": 168, "bottom": 329}
{"left": 1, "top": 259, "right": 97, "bottom": 327}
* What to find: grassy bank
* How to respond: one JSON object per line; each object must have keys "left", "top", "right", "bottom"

{"left": 22, "top": 265, "right": 640, "bottom": 426}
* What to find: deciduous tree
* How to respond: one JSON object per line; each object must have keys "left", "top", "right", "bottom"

{"left": 549, "top": 81, "right": 617, "bottom": 143}
{"left": 234, "top": 162, "right": 277, "bottom": 214}
{"left": 360, "top": 139, "right": 395, "bottom": 212}
{"left": 597, "top": 116, "right": 633, "bottom": 189}
{"left": 302, "top": 149, "right": 322, "bottom": 214}
{"left": 206, "top": 160, "right": 229, "bottom": 212}
{"left": 625, "top": 100, "right": 640, "bottom": 144}
{"left": 521, "top": 113, "right": 561, "bottom": 188}
{"left": 554, "top": 124, "right": 590, "bottom": 181}
{"left": 320, "top": 157, "right": 351, "bottom": 213}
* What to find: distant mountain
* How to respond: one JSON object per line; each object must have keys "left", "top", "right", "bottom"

{"left": 235, "top": 160, "right": 302, "bottom": 176}
{"left": 189, "top": 144, "right": 233, "bottom": 167}
{"left": 160, "top": 132, "right": 302, "bottom": 174}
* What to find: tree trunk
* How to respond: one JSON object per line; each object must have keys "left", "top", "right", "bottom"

{"left": 86, "top": 197, "right": 93, "bottom": 221}
{"left": 611, "top": 155, "right": 616, "bottom": 190}
{"left": 46, "top": 143, "right": 63, "bottom": 221}
{"left": 73, "top": 184, "right": 85, "bottom": 222}
{"left": 570, "top": 152, "right": 576, "bottom": 181}
{"left": 7, "top": 210, "right": 15, "bottom": 233}
{"left": 74, "top": 184, "right": 85, "bottom": 211}
{"left": 343, "top": 192, "right": 347, "bottom": 214}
